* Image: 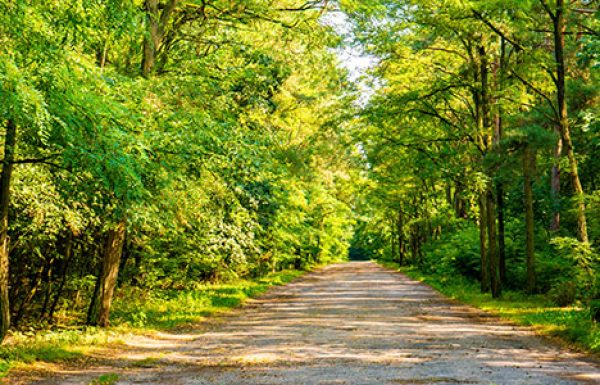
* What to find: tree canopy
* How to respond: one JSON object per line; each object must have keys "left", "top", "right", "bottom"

{"left": 0, "top": 0, "right": 598, "bottom": 345}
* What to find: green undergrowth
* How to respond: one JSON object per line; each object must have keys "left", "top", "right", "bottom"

{"left": 0, "top": 268, "right": 306, "bottom": 377}
{"left": 380, "top": 260, "right": 600, "bottom": 356}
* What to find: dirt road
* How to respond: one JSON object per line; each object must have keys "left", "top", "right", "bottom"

{"left": 12, "top": 262, "right": 600, "bottom": 384}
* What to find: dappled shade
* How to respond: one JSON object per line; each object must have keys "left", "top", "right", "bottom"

{"left": 16, "top": 263, "right": 598, "bottom": 385}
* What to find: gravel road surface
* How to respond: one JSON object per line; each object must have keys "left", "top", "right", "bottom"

{"left": 10, "top": 261, "right": 599, "bottom": 385}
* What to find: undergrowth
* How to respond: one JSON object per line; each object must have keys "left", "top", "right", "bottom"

{"left": 0, "top": 268, "right": 305, "bottom": 377}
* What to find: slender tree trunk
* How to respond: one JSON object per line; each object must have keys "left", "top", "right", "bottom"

{"left": 550, "top": 133, "right": 562, "bottom": 231}
{"left": 87, "top": 270, "right": 101, "bottom": 325}
{"left": 390, "top": 217, "right": 397, "bottom": 261}
{"left": 14, "top": 264, "right": 44, "bottom": 326}
{"left": 486, "top": 188, "right": 501, "bottom": 298}
{"left": 416, "top": 223, "right": 423, "bottom": 265}
{"left": 397, "top": 209, "right": 404, "bottom": 266}
{"left": 0, "top": 119, "right": 16, "bottom": 342}
{"left": 493, "top": 42, "right": 506, "bottom": 284}
{"left": 524, "top": 145, "right": 536, "bottom": 293}
{"left": 479, "top": 194, "right": 490, "bottom": 293}
{"left": 479, "top": 42, "right": 491, "bottom": 150}
{"left": 551, "top": 0, "right": 588, "bottom": 242}
{"left": 47, "top": 233, "right": 73, "bottom": 321}
{"left": 88, "top": 217, "right": 127, "bottom": 327}
{"left": 496, "top": 183, "right": 506, "bottom": 283}
{"left": 454, "top": 181, "right": 467, "bottom": 219}
{"left": 445, "top": 184, "right": 453, "bottom": 207}
{"left": 479, "top": 40, "right": 500, "bottom": 296}
{"left": 40, "top": 250, "right": 57, "bottom": 318}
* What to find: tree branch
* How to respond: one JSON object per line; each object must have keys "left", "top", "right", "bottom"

{"left": 471, "top": 9, "right": 525, "bottom": 52}
{"left": 510, "top": 70, "right": 559, "bottom": 120}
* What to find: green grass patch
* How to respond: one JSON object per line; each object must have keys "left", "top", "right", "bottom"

{"left": 110, "top": 269, "right": 304, "bottom": 329}
{"left": 0, "top": 268, "right": 306, "bottom": 377}
{"left": 0, "top": 328, "right": 113, "bottom": 378}
{"left": 380, "top": 260, "right": 600, "bottom": 355}
{"left": 87, "top": 373, "right": 119, "bottom": 385}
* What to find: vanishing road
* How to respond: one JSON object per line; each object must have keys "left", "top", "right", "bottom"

{"left": 12, "top": 262, "right": 600, "bottom": 385}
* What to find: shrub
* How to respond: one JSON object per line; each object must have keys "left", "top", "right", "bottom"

{"left": 549, "top": 237, "right": 598, "bottom": 301}
{"left": 548, "top": 281, "right": 577, "bottom": 307}
{"left": 590, "top": 299, "right": 600, "bottom": 323}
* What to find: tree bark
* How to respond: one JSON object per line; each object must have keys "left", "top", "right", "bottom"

{"left": 87, "top": 217, "right": 127, "bottom": 327}
{"left": 0, "top": 119, "right": 16, "bottom": 342}
{"left": 142, "top": 0, "right": 179, "bottom": 76}
{"left": 524, "top": 145, "right": 537, "bottom": 293}
{"left": 478, "top": 40, "right": 500, "bottom": 296}
{"left": 493, "top": 40, "right": 506, "bottom": 284}
{"left": 486, "top": 188, "right": 501, "bottom": 298}
{"left": 47, "top": 233, "right": 74, "bottom": 321}
{"left": 390, "top": 216, "right": 397, "bottom": 262}
{"left": 478, "top": 194, "right": 490, "bottom": 293}
{"left": 14, "top": 264, "right": 44, "bottom": 327}
{"left": 496, "top": 183, "right": 506, "bottom": 284}
{"left": 142, "top": 0, "right": 160, "bottom": 76}
{"left": 549, "top": 0, "right": 588, "bottom": 242}
{"left": 397, "top": 209, "right": 404, "bottom": 266}
{"left": 453, "top": 181, "right": 467, "bottom": 219}
{"left": 550, "top": 132, "right": 562, "bottom": 231}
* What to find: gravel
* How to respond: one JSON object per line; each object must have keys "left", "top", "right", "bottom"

{"left": 10, "top": 261, "right": 599, "bottom": 385}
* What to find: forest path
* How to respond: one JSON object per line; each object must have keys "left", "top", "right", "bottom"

{"left": 11, "top": 261, "right": 599, "bottom": 385}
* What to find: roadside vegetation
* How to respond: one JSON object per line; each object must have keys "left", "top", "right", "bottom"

{"left": 381, "top": 259, "right": 599, "bottom": 354}
{"left": 0, "top": 268, "right": 306, "bottom": 376}
{"left": 0, "top": 0, "right": 598, "bottom": 379}
{"left": 346, "top": 0, "right": 599, "bottom": 355}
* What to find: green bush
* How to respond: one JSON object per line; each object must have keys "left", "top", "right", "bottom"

{"left": 421, "top": 224, "right": 481, "bottom": 280}
{"left": 548, "top": 281, "right": 577, "bottom": 306}
{"left": 590, "top": 299, "right": 600, "bottom": 323}
{"left": 548, "top": 237, "right": 598, "bottom": 301}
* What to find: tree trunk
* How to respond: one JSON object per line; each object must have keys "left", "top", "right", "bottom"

{"left": 142, "top": 0, "right": 160, "bottom": 76}
{"left": 142, "top": 0, "right": 178, "bottom": 76}
{"left": 493, "top": 43, "right": 506, "bottom": 285}
{"left": 87, "top": 217, "right": 127, "bottom": 327}
{"left": 0, "top": 119, "right": 16, "bottom": 342}
{"left": 486, "top": 188, "right": 501, "bottom": 298}
{"left": 551, "top": 0, "right": 588, "bottom": 242}
{"left": 445, "top": 184, "right": 453, "bottom": 208}
{"left": 14, "top": 264, "right": 44, "bottom": 327}
{"left": 496, "top": 183, "right": 506, "bottom": 284}
{"left": 478, "top": 194, "right": 490, "bottom": 293}
{"left": 454, "top": 182, "right": 467, "bottom": 219}
{"left": 390, "top": 217, "right": 397, "bottom": 261}
{"left": 47, "top": 233, "right": 74, "bottom": 321}
{"left": 397, "top": 209, "right": 404, "bottom": 266}
{"left": 524, "top": 145, "right": 536, "bottom": 293}
{"left": 478, "top": 40, "right": 500, "bottom": 296}
{"left": 550, "top": 132, "right": 562, "bottom": 231}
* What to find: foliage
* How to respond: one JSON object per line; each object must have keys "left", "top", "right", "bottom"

{"left": 1, "top": 0, "right": 357, "bottom": 334}
{"left": 0, "top": 0, "right": 599, "bottom": 374}
{"left": 346, "top": 0, "right": 599, "bottom": 332}
{"left": 0, "top": 268, "right": 305, "bottom": 377}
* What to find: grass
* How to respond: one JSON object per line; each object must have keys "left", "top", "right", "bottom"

{"left": 87, "top": 373, "right": 119, "bottom": 385}
{"left": 110, "top": 269, "right": 304, "bottom": 329}
{"left": 0, "top": 268, "right": 306, "bottom": 377}
{"left": 379, "top": 260, "right": 600, "bottom": 356}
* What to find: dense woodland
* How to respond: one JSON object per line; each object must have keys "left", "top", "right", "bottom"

{"left": 0, "top": 0, "right": 598, "bottom": 348}
{"left": 348, "top": 0, "right": 600, "bottom": 316}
